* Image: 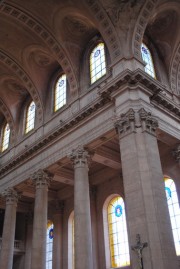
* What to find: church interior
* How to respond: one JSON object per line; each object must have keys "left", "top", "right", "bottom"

{"left": 0, "top": 0, "right": 179, "bottom": 269}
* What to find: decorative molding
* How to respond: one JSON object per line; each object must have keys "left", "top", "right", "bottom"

{"left": 85, "top": 0, "right": 121, "bottom": 60}
{"left": 30, "top": 169, "right": 53, "bottom": 188}
{"left": 133, "top": 0, "right": 159, "bottom": 59}
{"left": 0, "top": 3, "right": 78, "bottom": 93}
{"left": 1, "top": 187, "right": 20, "bottom": 204}
{"left": 172, "top": 144, "right": 180, "bottom": 163}
{"left": 170, "top": 44, "right": 180, "bottom": 95}
{"left": 0, "top": 49, "right": 43, "bottom": 123}
{"left": 115, "top": 107, "right": 158, "bottom": 138}
{"left": 68, "top": 145, "right": 91, "bottom": 168}
{"left": 0, "top": 70, "right": 179, "bottom": 178}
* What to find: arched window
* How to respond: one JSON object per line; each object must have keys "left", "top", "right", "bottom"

{"left": 54, "top": 74, "right": 67, "bottom": 112}
{"left": 164, "top": 177, "right": 180, "bottom": 255}
{"left": 68, "top": 212, "right": 74, "bottom": 269}
{"left": 46, "top": 220, "right": 54, "bottom": 269}
{"left": 90, "top": 42, "right": 106, "bottom": 84}
{"left": 1, "top": 123, "right": 10, "bottom": 152}
{"left": 25, "top": 101, "right": 36, "bottom": 134}
{"left": 107, "top": 196, "right": 130, "bottom": 268}
{"left": 141, "top": 43, "right": 156, "bottom": 78}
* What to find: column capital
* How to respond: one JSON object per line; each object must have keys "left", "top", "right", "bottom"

{"left": 68, "top": 145, "right": 91, "bottom": 168}
{"left": 1, "top": 187, "right": 20, "bottom": 204}
{"left": 30, "top": 169, "right": 53, "bottom": 188}
{"left": 172, "top": 144, "right": 180, "bottom": 163}
{"left": 114, "top": 108, "right": 158, "bottom": 138}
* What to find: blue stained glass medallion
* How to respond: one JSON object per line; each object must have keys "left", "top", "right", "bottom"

{"left": 141, "top": 46, "right": 148, "bottom": 54}
{"left": 94, "top": 49, "right": 100, "bottom": 57}
{"left": 59, "top": 80, "right": 64, "bottom": 87}
{"left": 115, "top": 205, "right": 122, "bottom": 217}
{"left": 165, "top": 186, "right": 171, "bottom": 200}
{"left": 49, "top": 228, "right": 54, "bottom": 239}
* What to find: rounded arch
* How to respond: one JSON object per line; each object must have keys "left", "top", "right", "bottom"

{"left": 0, "top": 49, "right": 43, "bottom": 124}
{"left": 0, "top": 99, "right": 15, "bottom": 143}
{"left": 170, "top": 43, "right": 180, "bottom": 95}
{"left": 0, "top": 2, "right": 78, "bottom": 95}
{"left": 103, "top": 194, "right": 130, "bottom": 269}
{"left": 132, "top": 0, "right": 160, "bottom": 59}
{"left": 83, "top": 0, "right": 121, "bottom": 61}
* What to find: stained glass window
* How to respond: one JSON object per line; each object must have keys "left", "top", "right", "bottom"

{"left": 25, "top": 101, "right": 36, "bottom": 134}
{"left": 108, "top": 196, "right": 130, "bottom": 268}
{"left": 90, "top": 43, "right": 106, "bottom": 84}
{"left": 54, "top": 74, "right": 66, "bottom": 112}
{"left": 46, "top": 220, "right": 54, "bottom": 269}
{"left": 164, "top": 177, "right": 180, "bottom": 255}
{"left": 141, "top": 43, "right": 156, "bottom": 78}
{"left": 1, "top": 123, "right": 10, "bottom": 152}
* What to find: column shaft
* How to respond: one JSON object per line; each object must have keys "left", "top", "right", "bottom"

{"left": 0, "top": 188, "right": 19, "bottom": 269}
{"left": 30, "top": 169, "right": 52, "bottom": 269}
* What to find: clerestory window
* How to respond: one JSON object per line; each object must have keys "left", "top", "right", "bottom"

{"left": 25, "top": 101, "right": 36, "bottom": 134}
{"left": 1, "top": 123, "right": 10, "bottom": 152}
{"left": 90, "top": 42, "right": 106, "bottom": 84}
{"left": 54, "top": 74, "right": 67, "bottom": 112}
{"left": 141, "top": 43, "right": 156, "bottom": 78}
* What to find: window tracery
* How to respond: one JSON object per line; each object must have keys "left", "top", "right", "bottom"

{"left": 1, "top": 123, "right": 10, "bottom": 152}
{"left": 90, "top": 42, "right": 106, "bottom": 84}
{"left": 25, "top": 101, "right": 36, "bottom": 134}
{"left": 108, "top": 196, "right": 130, "bottom": 268}
{"left": 164, "top": 177, "right": 180, "bottom": 256}
{"left": 54, "top": 74, "right": 67, "bottom": 112}
{"left": 141, "top": 43, "right": 156, "bottom": 78}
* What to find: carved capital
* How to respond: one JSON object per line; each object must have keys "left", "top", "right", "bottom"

{"left": 1, "top": 187, "right": 20, "bottom": 204}
{"left": 139, "top": 108, "right": 158, "bottom": 135}
{"left": 172, "top": 144, "right": 180, "bottom": 162}
{"left": 115, "top": 108, "right": 158, "bottom": 138}
{"left": 30, "top": 169, "right": 53, "bottom": 188}
{"left": 114, "top": 108, "right": 136, "bottom": 137}
{"left": 68, "top": 145, "right": 91, "bottom": 168}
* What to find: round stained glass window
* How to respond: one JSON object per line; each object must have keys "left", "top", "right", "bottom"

{"left": 115, "top": 205, "right": 122, "bottom": 217}
{"left": 49, "top": 228, "right": 54, "bottom": 239}
{"left": 94, "top": 49, "right": 100, "bottom": 57}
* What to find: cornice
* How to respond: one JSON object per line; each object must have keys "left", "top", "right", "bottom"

{"left": 0, "top": 69, "right": 179, "bottom": 178}
{"left": 0, "top": 94, "right": 111, "bottom": 178}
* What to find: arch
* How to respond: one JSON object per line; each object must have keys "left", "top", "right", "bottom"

{"left": 103, "top": 194, "right": 130, "bottom": 268}
{"left": 84, "top": 0, "right": 121, "bottom": 61}
{"left": 0, "top": 99, "right": 15, "bottom": 143}
{"left": 90, "top": 42, "right": 106, "bottom": 84}
{"left": 25, "top": 101, "right": 36, "bottom": 134}
{"left": 46, "top": 220, "right": 54, "bottom": 269}
{"left": 132, "top": 0, "right": 160, "bottom": 59}
{"left": 68, "top": 211, "right": 74, "bottom": 269}
{"left": 170, "top": 43, "right": 180, "bottom": 95}
{"left": 0, "top": 49, "right": 43, "bottom": 124}
{"left": 54, "top": 74, "right": 67, "bottom": 112}
{"left": 0, "top": 2, "right": 78, "bottom": 94}
{"left": 164, "top": 176, "right": 180, "bottom": 256}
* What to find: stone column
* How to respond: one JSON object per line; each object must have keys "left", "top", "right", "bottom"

{"left": 115, "top": 108, "right": 178, "bottom": 269}
{"left": 52, "top": 201, "right": 64, "bottom": 269}
{"left": 24, "top": 211, "right": 33, "bottom": 269}
{"left": 30, "top": 169, "right": 52, "bottom": 269}
{"left": 0, "top": 188, "right": 19, "bottom": 269}
{"left": 68, "top": 145, "right": 93, "bottom": 269}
